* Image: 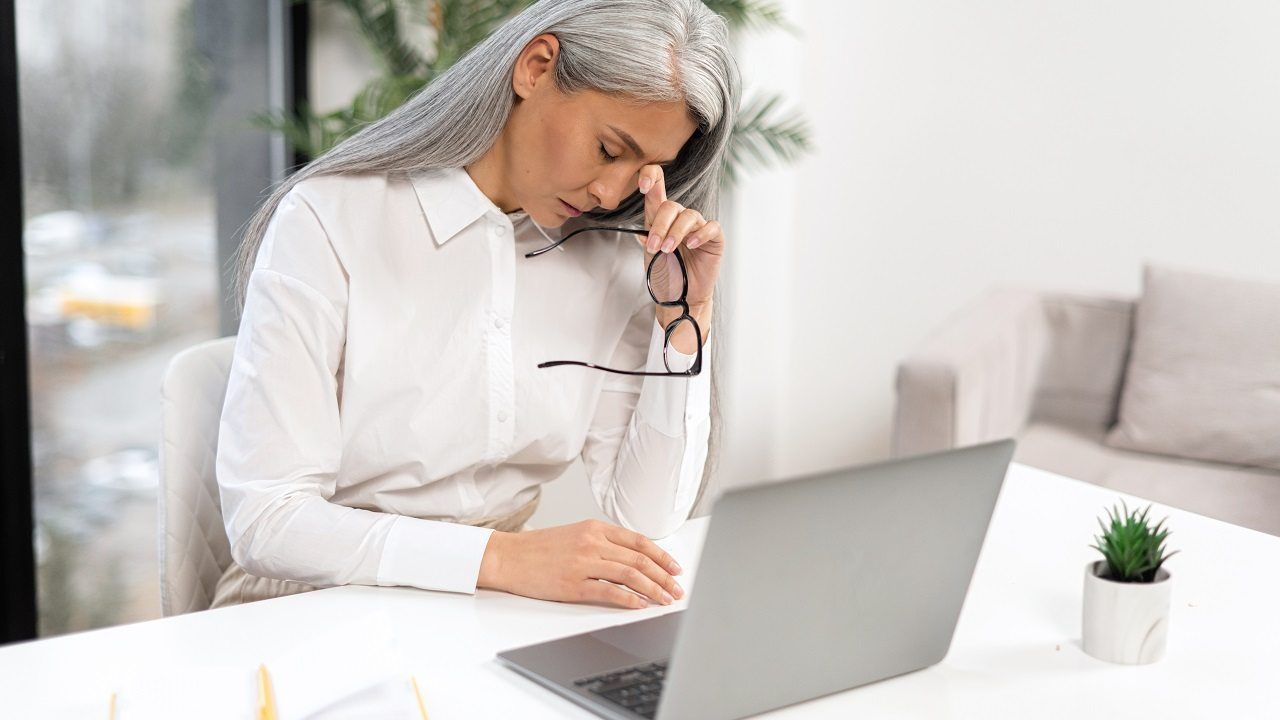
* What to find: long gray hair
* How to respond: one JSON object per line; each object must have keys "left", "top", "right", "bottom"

{"left": 232, "top": 0, "right": 740, "bottom": 514}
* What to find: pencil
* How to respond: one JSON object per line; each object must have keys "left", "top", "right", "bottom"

{"left": 256, "top": 664, "right": 278, "bottom": 720}
{"left": 410, "top": 676, "right": 430, "bottom": 720}
{"left": 107, "top": 692, "right": 116, "bottom": 720}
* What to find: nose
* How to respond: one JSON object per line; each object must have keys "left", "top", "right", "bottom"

{"left": 588, "top": 171, "right": 634, "bottom": 212}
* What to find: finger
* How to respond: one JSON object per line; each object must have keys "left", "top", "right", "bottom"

{"left": 605, "top": 526, "right": 683, "bottom": 577}
{"left": 639, "top": 165, "right": 667, "bottom": 225}
{"left": 593, "top": 560, "right": 673, "bottom": 605}
{"left": 686, "top": 220, "right": 722, "bottom": 251}
{"left": 661, "top": 209, "right": 706, "bottom": 254}
{"left": 637, "top": 164, "right": 665, "bottom": 198}
{"left": 646, "top": 200, "right": 683, "bottom": 254}
{"left": 602, "top": 546, "right": 684, "bottom": 600}
{"left": 578, "top": 579, "right": 648, "bottom": 610}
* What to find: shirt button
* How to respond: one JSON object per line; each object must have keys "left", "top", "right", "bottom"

{"left": 494, "top": 225, "right": 507, "bottom": 236}
{"left": 497, "top": 411, "right": 509, "bottom": 423}
{"left": 494, "top": 317, "right": 506, "bottom": 329}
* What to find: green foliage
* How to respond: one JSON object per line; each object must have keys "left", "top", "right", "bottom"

{"left": 258, "top": 0, "right": 810, "bottom": 183}
{"left": 1089, "top": 501, "right": 1179, "bottom": 583}
{"left": 724, "top": 93, "right": 808, "bottom": 185}
{"left": 703, "top": 0, "right": 796, "bottom": 34}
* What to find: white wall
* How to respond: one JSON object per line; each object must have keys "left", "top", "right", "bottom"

{"left": 727, "top": 0, "right": 1280, "bottom": 485}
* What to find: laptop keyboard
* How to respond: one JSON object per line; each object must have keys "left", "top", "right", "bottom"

{"left": 573, "top": 660, "right": 668, "bottom": 719}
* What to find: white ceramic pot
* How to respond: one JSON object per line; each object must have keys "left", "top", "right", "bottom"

{"left": 1082, "top": 560, "right": 1171, "bottom": 664}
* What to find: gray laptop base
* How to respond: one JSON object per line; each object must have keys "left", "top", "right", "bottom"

{"left": 497, "top": 440, "right": 1015, "bottom": 720}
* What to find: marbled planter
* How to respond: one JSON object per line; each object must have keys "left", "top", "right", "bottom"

{"left": 1082, "top": 560, "right": 1171, "bottom": 664}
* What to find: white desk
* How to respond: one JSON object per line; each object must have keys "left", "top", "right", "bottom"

{"left": 3, "top": 463, "right": 1279, "bottom": 718}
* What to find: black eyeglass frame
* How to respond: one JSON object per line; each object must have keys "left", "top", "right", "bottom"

{"left": 525, "top": 225, "right": 704, "bottom": 377}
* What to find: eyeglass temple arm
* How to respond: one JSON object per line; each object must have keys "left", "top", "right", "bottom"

{"left": 524, "top": 226, "right": 650, "bottom": 258}
{"left": 537, "top": 360, "right": 702, "bottom": 377}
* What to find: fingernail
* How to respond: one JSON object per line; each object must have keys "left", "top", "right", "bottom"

{"left": 663, "top": 236, "right": 676, "bottom": 253}
{"left": 639, "top": 177, "right": 653, "bottom": 193}
{"left": 647, "top": 232, "right": 661, "bottom": 253}
{"left": 672, "top": 584, "right": 684, "bottom": 599}
{"left": 661, "top": 591, "right": 674, "bottom": 605}
{"left": 669, "top": 560, "right": 682, "bottom": 575}
{"left": 686, "top": 235, "right": 698, "bottom": 249}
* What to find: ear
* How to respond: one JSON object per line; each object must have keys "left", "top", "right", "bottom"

{"left": 512, "top": 33, "right": 560, "bottom": 101}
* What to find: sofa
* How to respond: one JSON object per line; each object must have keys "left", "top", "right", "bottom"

{"left": 892, "top": 288, "right": 1280, "bottom": 537}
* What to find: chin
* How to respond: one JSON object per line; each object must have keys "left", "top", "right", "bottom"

{"left": 530, "top": 208, "right": 569, "bottom": 228}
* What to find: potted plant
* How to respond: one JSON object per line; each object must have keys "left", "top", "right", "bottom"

{"left": 1082, "top": 501, "right": 1179, "bottom": 664}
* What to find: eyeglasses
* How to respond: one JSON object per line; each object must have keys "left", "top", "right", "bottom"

{"left": 525, "top": 225, "right": 703, "bottom": 377}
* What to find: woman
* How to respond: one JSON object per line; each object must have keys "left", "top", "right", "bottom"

{"left": 213, "top": 0, "right": 740, "bottom": 611}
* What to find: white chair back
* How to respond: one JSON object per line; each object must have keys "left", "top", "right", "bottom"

{"left": 158, "top": 336, "right": 237, "bottom": 615}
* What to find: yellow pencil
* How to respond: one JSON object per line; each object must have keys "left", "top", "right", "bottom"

{"left": 410, "top": 676, "right": 430, "bottom": 720}
{"left": 256, "top": 664, "right": 278, "bottom": 720}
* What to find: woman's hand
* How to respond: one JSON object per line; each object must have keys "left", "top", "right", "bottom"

{"left": 638, "top": 164, "right": 723, "bottom": 355}
{"left": 478, "top": 519, "right": 685, "bottom": 609}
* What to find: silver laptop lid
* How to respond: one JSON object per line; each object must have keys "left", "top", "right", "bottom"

{"left": 657, "top": 440, "right": 1015, "bottom": 719}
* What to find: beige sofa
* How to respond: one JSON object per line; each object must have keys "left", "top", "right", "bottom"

{"left": 892, "top": 289, "right": 1280, "bottom": 537}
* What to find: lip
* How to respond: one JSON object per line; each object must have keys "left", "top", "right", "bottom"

{"left": 559, "top": 199, "right": 583, "bottom": 217}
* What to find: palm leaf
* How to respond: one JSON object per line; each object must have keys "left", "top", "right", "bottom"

{"left": 723, "top": 91, "right": 811, "bottom": 185}
{"left": 330, "top": 0, "right": 428, "bottom": 76}
{"left": 702, "top": 0, "right": 795, "bottom": 34}
{"left": 432, "top": 0, "right": 530, "bottom": 72}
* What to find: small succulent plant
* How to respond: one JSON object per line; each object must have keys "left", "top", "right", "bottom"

{"left": 1089, "top": 501, "right": 1179, "bottom": 583}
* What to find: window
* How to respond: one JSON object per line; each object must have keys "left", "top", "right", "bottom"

{"left": 11, "top": 0, "right": 298, "bottom": 637}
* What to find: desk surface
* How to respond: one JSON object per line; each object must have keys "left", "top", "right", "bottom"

{"left": 4, "top": 463, "right": 1279, "bottom": 718}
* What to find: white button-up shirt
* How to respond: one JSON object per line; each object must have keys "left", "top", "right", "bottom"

{"left": 216, "top": 167, "right": 712, "bottom": 595}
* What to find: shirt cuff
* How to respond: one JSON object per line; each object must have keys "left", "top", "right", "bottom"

{"left": 635, "top": 318, "right": 712, "bottom": 437}
{"left": 376, "top": 515, "right": 496, "bottom": 594}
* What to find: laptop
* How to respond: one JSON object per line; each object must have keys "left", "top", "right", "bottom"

{"left": 496, "top": 439, "right": 1016, "bottom": 720}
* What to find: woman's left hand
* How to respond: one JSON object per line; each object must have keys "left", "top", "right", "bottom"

{"left": 637, "top": 164, "right": 723, "bottom": 353}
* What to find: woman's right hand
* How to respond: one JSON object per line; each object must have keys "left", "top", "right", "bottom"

{"left": 477, "top": 520, "right": 685, "bottom": 609}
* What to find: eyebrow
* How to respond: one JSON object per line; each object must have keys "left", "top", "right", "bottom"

{"left": 607, "top": 125, "right": 678, "bottom": 165}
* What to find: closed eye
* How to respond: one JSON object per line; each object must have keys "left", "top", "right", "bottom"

{"left": 598, "top": 142, "right": 619, "bottom": 162}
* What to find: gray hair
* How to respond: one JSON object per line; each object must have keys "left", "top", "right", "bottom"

{"left": 232, "top": 0, "right": 740, "bottom": 305}
{"left": 231, "top": 0, "right": 739, "bottom": 515}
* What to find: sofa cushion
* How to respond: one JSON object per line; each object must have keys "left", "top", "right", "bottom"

{"left": 1105, "top": 265, "right": 1280, "bottom": 470}
{"left": 1031, "top": 294, "right": 1133, "bottom": 432}
{"left": 1019, "top": 422, "right": 1280, "bottom": 537}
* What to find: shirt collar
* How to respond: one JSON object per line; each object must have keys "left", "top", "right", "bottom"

{"left": 410, "top": 166, "right": 525, "bottom": 247}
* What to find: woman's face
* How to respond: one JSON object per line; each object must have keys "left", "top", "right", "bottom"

{"left": 492, "top": 34, "right": 698, "bottom": 227}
